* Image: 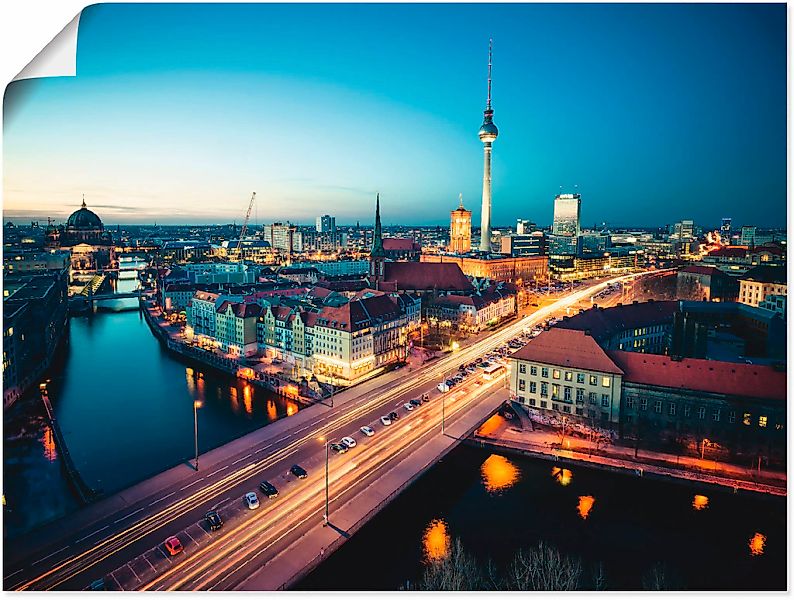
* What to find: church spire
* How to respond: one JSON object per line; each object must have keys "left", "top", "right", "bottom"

{"left": 371, "top": 192, "right": 385, "bottom": 258}
{"left": 81, "top": 194, "right": 86, "bottom": 208}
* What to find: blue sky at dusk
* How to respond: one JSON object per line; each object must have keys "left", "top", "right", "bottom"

{"left": 3, "top": 3, "right": 786, "bottom": 228}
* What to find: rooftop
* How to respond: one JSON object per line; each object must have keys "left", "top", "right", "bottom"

{"left": 510, "top": 328, "right": 624, "bottom": 375}
{"left": 556, "top": 300, "right": 678, "bottom": 341}
{"left": 382, "top": 261, "right": 472, "bottom": 292}
{"left": 739, "top": 265, "right": 787, "bottom": 285}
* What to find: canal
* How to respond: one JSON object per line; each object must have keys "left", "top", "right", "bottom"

{"left": 296, "top": 445, "right": 786, "bottom": 591}
{"left": 3, "top": 261, "right": 297, "bottom": 538}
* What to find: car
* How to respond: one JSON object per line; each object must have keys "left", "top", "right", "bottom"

{"left": 330, "top": 442, "right": 348, "bottom": 454}
{"left": 341, "top": 436, "right": 357, "bottom": 448}
{"left": 403, "top": 403, "right": 414, "bottom": 411}
{"left": 164, "top": 536, "right": 184, "bottom": 556}
{"left": 410, "top": 399, "right": 422, "bottom": 408}
{"left": 421, "top": 393, "right": 431, "bottom": 403}
{"left": 89, "top": 579, "right": 106, "bottom": 591}
{"left": 205, "top": 510, "right": 223, "bottom": 531}
{"left": 389, "top": 411, "right": 400, "bottom": 421}
{"left": 259, "top": 481, "right": 279, "bottom": 498}
{"left": 245, "top": 492, "right": 260, "bottom": 509}
{"left": 290, "top": 464, "right": 308, "bottom": 479}
{"left": 360, "top": 425, "right": 375, "bottom": 436}
{"left": 380, "top": 415, "right": 392, "bottom": 426}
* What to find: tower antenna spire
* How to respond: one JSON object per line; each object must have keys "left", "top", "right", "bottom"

{"left": 459, "top": 192, "right": 464, "bottom": 209}
{"left": 486, "top": 38, "right": 493, "bottom": 110}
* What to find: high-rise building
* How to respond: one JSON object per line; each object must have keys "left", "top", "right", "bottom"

{"left": 551, "top": 193, "right": 581, "bottom": 255}
{"left": 721, "top": 217, "right": 732, "bottom": 239}
{"left": 449, "top": 194, "right": 472, "bottom": 254}
{"left": 264, "top": 223, "right": 302, "bottom": 254}
{"left": 670, "top": 220, "right": 695, "bottom": 240}
{"left": 478, "top": 40, "right": 498, "bottom": 253}
{"left": 516, "top": 219, "right": 536, "bottom": 235}
{"left": 316, "top": 215, "right": 336, "bottom": 234}
{"left": 741, "top": 225, "right": 757, "bottom": 246}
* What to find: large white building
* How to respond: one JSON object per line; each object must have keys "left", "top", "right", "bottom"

{"left": 738, "top": 265, "right": 787, "bottom": 307}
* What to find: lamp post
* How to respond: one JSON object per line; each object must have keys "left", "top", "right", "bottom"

{"left": 700, "top": 437, "right": 710, "bottom": 461}
{"left": 193, "top": 400, "right": 202, "bottom": 471}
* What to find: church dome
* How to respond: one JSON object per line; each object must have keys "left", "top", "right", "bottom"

{"left": 67, "top": 199, "right": 103, "bottom": 230}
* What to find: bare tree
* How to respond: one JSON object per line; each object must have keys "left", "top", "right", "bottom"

{"left": 642, "top": 562, "right": 680, "bottom": 590}
{"left": 419, "top": 538, "right": 484, "bottom": 591}
{"left": 503, "top": 541, "right": 583, "bottom": 591}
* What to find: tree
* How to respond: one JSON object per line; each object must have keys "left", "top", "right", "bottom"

{"left": 502, "top": 541, "right": 584, "bottom": 591}
{"left": 641, "top": 562, "right": 680, "bottom": 590}
{"left": 419, "top": 538, "right": 484, "bottom": 591}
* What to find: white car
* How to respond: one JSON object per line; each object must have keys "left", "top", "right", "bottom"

{"left": 341, "top": 436, "right": 357, "bottom": 448}
{"left": 380, "top": 415, "right": 392, "bottom": 426}
{"left": 360, "top": 426, "right": 375, "bottom": 437}
{"left": 403, "top": 403, "right": 414, "bottom": 411}
{"left": 244, "top": 492, "right": 260, "bottom": 510}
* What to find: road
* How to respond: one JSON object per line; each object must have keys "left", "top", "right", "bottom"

{"left": 4, "top": 271, "right": 662, "bottom": 591}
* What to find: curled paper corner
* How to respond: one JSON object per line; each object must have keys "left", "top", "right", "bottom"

{"left": 13, "top": 12, "right": 82, "bottom": 82}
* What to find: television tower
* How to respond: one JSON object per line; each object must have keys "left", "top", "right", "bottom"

{"left": 478, "top": 39, "right": 498, "bottom": 253}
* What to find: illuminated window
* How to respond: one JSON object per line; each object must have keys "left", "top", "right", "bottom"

{"left": 553, "top": 369, "right": 561, "bottom": 380}
{"left": 758, "top": 416, "right": 768, "bottom": 428}
{"left": 602, "top": 377, "right": 611, "bottom": 387}
{"left": 589, "top": 375, "right": 597, "bottom": 386}
{"left": 743, "top": 412, "right": 751, "bottom": 426}
{"left": 551, "top": 384, "right": 559, "bottom": 399}
{"left": 564, "top": 371, "right": 573, "bottom": 382}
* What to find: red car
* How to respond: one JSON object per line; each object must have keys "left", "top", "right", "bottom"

{"left": 164, "top": 536, "right": 184, "bottom": 556}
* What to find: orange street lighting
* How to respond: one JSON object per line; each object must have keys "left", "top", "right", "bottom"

{"left": 193, "top": 400, "right": 203, "bottom": 471}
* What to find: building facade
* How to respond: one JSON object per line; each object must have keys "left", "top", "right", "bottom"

{"left": 738, "top": 265, "right": 787, "bottom": 307}
{"left": 449, "top": 196, "right": 472, "bottom": 254}
{"left": 420, "top": 253, "right": 548, "bottom": 283}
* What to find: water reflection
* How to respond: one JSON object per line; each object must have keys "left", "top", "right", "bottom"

{"left": 422, "top": 518, "right": 450, "bottom": 563}
{"left": 480, "top": 454, "right": 520, "bottom": 494}
{"left": 577, "top": 495, "right": 595, "bottom": 520}
{"left": 286, "top": 400, "right": 298, "bottom": 417}
{"left": 229, "top": 387, "right": 240, "bottom": 414}
{"left": 551, "top": 467, "right": 573, "bottom": 486}
{"left": 266, "top": 400, "right": 278, "bottom": 422}
{"left": 692, "top": 494, "right": 709, "bottom": 511}
{"left": 41, "top": 425, "right": 57, "bottom": 462}
{"left": 242, "top": 384, "right": 253, "bottom": 416}
{"left": 749, "top": 532, "right": 766, "bottom": 556}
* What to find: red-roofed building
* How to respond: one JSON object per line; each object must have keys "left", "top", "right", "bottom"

{"left": 425, "top": 283, "right": 517, "bottom": 331}
{"left": 676, "top": 265, "right": 738, "bottom": 302}
{"left": 382, "top": 237, "right": 421, "bottom": 261}
{"left": 215, "top": 301, "right": 262, "bottom": 356}
{"left": 378, "top": 261, "right": 474, "bottom": 295}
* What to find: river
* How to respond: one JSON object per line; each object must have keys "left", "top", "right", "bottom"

{"left": 3, "top": 260, "right": 297, "bottom": 538}
{"left": 296, "top": 445, "right": 785, "bottom": 591}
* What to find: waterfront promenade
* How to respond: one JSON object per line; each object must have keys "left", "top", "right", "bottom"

{"left": 471, "top": 416, "right": 787, "bottom": 496}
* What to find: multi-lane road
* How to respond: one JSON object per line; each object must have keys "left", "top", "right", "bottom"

{"left": 4, "top": 271, "right": 662, "bottom": 591}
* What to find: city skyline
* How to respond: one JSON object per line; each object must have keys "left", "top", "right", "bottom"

{"left": 3, "top": 3, "right": 787, "bottom": 227}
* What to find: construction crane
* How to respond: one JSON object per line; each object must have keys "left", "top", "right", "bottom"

{"left": 235, "top": 192, "right": 257, "bottom": 256}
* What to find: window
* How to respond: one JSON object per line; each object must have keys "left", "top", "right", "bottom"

{"left": 552, "top": 403, "right": 559, "bottom": 411}
{"left": 684, "top": 405, "right": 691, "bottom": 418}
{"left": 698, "top": 407, "right": 706, "bottom": 420}
{"left": 541, "top": 367, "right": 549, "bottom": 378}
{"left": 576, "top": 388, "right": 584, "bottom": 403}
{"left": 602, "top": 377, "right": 611, "bottom": 387}
{"left": 553, "top": 369, "right": 561, "bottom": 380}
{"left": 758, "top": 415, "right": 767, "bottom": 428}
{"left": 589, "top": 392, "right": 597, "bottom": 405}
{"left": 530, "top": 366, "right": 538, "bottom": 376}
{"left": 743, "top": 412, "right": 751, "bottom": 426}
{"left": 540, "top": 382, "right": 548, "bottom": 398}
{"left": 519, "top": 363, "right": 526, "bottom": 374}
{"left": 728, "top": 411, "right": 736, "bottom": 424}
{"left": 551, "top": 384, "right": 560, "bottom": 399}
{"left": 529, "top": 398, "right": 536, "bottom": 406}
{"left": 654, "top": 400, "right": 662, "bottom": 413}
{"left": 626, "top": 397, "right": 635, "bottom": 409}
{"left": 565, "top": 371, "right": 573, "bottom": 382}
{"left": 576, "top": 373, "right": 585, "bottom": 384}
{"left": 640, "top": 398, "right": 648, "bottom": 410}
{"left": 564, "top": 387, "right": 572, "bottom": 402}
{"left": 589, "top": 375, "right": 597, "bottom": 386}
{"left": 712, "top": 409, "right": 720, "bottom": 422}
{"left": 668, "top": 403, "right": 676, "bottom": 416}
{"left": 562, "top": 405, "right": 571, "bottom": 413}
{"left": 529, "top": 381, "right": 537, "bottom": 394}
{"left": 575, "top": 408, "right": 583, "bottom": 416}
{"left": 518, "top": 379, "right": 526, "bottom": 392}
{"left": 540, "top": 400, "right": 547, "bottom": 408}
{"left": 602, "top": 394, "right": 611, "bottom": 407}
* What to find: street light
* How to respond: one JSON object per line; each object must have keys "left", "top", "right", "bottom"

{"left": 193, "top": 400, "right": 202, "bottom": 471}
{"left": 700, "top": 437, "right": 710, "bottom": 461}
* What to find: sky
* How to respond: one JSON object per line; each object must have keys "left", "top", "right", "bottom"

{"left": 2, "top": 3, "right": 787, "bottom": 228}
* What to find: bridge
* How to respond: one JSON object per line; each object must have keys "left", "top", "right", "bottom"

{"left": 5, "top": 273, "right": 657, "bottom": 591}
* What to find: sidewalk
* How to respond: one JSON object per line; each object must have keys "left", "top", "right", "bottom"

{"left": 471, "top": 417, "right": 786, "bottom": 496}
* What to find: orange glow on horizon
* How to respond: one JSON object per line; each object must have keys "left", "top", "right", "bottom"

{"left": 422, "top": 518, "right": 451, "bottom": 563}
{"left": 749, "top": 532, "right": 766, "bottom": 556}
{"left": 577, "top": 495, "right": 595, "bottom": 520}
{"left": 481, "top": 454, "right": 520, "bottom": 494}
{"left": 692, "top": 495, "right": 709, "bottom": 511}
{"left": 552, "top": 467, "right": 573, "bottom": 486}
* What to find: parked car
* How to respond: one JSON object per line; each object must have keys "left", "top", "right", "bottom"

{"left": 290, "top": 464, "right": 308, "bottom": 479}
{"left": 259, "top": 481, "right": 279, "bottom": 498}
{"left": 410, "top": 399, "right": 422, "bottom": 408}
{"left": 205, "top": 510, "right": 223, "bottom": 531}
{"left": 330, "top": 442, "right": 348, "bottom": 454}
{"left": 403, "top": 402, "right": 414, "bottom": 411}
{"left": 421, "top": 393, "right": 431, "bottom": 402}
{"left": 380, "top": 415, "right": 392, "bottom": 426}
{"left": 341, "top": 436, "right": 357, "bottom": 448}
{"left": 389, "top": 411, "right": 400, "bottom": 421}
{"left": 164, "top": 536, "right": 184, "bottom": 556}
{"left": 244, "top": 492, "right": 260, "bottom": 510}
{"left": 360, "top": 426, "right": 375, "bottom": 436}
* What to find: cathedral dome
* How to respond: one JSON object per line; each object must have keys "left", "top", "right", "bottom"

{"left": 66, "top": 199, "right": 103, "bottom": 230}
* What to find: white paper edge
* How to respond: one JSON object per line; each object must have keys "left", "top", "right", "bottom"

{"left": 12, "top": 11, "right": 81, "bottom": 82}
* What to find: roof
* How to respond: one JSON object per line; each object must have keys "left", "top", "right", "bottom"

{"left": 383, "top": 262, "right": 473, "bottom": 292}
{"left": 679, "top": 265, "right": 724, "bottom": 277}
{"left": 216, "top": 301, "right": 261, "bottom": 318}
{"left": 193, "top": 290, "right": 220, "bottom": 302}
{"left": 164, "top": 282, "right": 195, "bottom": 292}
{"left": 383, "top": 237, "right": 420, "bottom": 252}
{"left": 510, "top": 329, "right": 624, "bottom": 375}
{"left": 556, "top": 300, "right": 678, "bottom": 342}
{"left": 707, "top": 246, "right": 748, "bottom": 258}
{"left": 608, "top": 351, "right": 786, "bottom": 401}
{"left": 313, "top": 294, "right": 402, "bottom": 332}
{"left": 739, "top": 265, "right": 787, "bottom": 285}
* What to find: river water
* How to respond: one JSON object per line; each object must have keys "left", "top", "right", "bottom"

{"left": 296, "top": 445, "right": 786, "bottom": 591}
{"left": 3, "top": 260, "right": 296, "bottom": 538}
